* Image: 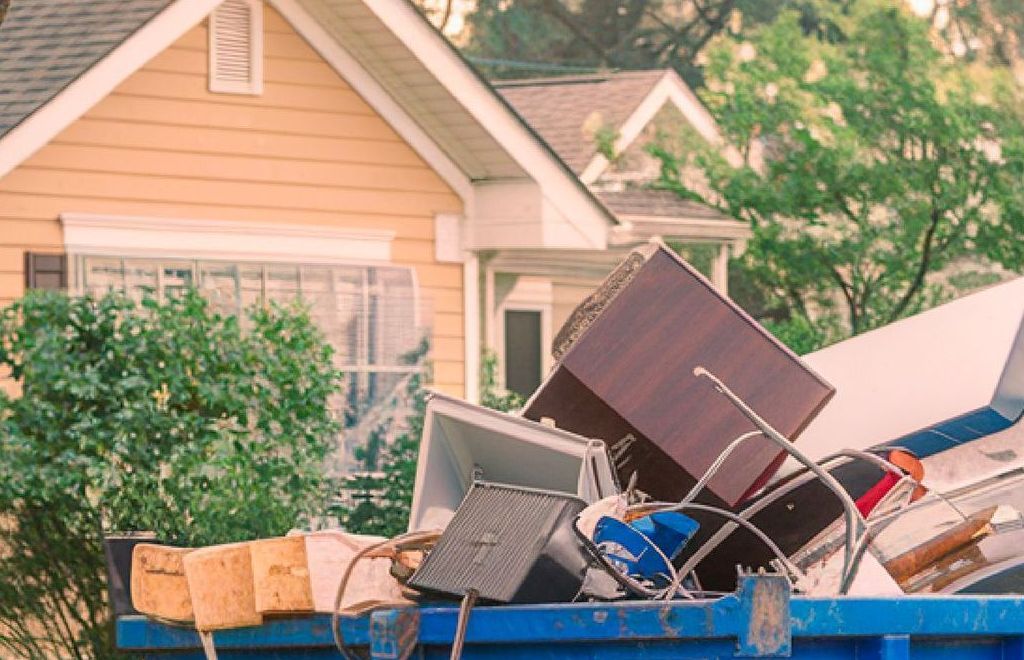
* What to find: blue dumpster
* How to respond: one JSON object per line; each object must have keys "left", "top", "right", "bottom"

{"left": 116, "top": 574, "right": 1024, "bottom": 658}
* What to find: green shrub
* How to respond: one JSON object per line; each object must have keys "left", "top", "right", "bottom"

{"left": 0, "top": 289, "right": 341, "bottom": 658}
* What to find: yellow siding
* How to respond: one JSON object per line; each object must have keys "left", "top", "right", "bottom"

{"left": 0, "top": 5, "right": 466, "bottom": 396}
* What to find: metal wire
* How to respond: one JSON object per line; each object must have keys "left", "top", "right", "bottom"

{"left": 332, "top": 530, "right": 441, "bottom": 660}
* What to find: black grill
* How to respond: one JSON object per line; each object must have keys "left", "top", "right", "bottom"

{"left": 408, "top": 482, "right": 589, "bottom": 604}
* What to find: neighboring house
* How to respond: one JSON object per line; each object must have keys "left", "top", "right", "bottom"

{"left": 488, "top": 70, "right": 750, "bottom": 396}
{"left": 0, "top": 1, "right": 748, "bottom": 426}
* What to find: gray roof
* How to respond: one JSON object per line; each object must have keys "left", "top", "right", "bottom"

{"left": 0, "top": 0, "right": 172, "bottom": 139}
{"left": 596, "top": 188, "right": 730, "bottom": 220}
{"left": 495, "top": 71, "right": 666, "bottom": 175}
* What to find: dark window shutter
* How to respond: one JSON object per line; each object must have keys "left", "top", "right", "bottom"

{"left": 25, "top": 252, "right": 67, "bottom": 290}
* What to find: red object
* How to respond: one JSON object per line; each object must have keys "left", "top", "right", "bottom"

{"left": 855, "top": 472, "right": 901, "bottom": 517}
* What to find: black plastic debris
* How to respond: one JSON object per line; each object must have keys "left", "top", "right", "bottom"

{"left": 408, "top": 482, "right": 589, "bottom": 604}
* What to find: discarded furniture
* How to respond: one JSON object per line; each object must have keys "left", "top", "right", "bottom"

{"left": 408, "top": 393, "right": 617, "bottom": 532}
{"left": 524, "top": 242, "right": 835, "bottom": 506}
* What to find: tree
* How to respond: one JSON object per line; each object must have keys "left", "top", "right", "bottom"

{"left": 0, "top": 290, "right": 340, "bottom": 658}
{"left": 460, "top": 0, "right": 858, "bottom": 84}
{"left": 654, "top": 2, "right": 1023, "bottom": 348}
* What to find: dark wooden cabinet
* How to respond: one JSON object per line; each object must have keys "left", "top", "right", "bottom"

{"left": 524, "top": 243, "right": 835, "bottom": 507}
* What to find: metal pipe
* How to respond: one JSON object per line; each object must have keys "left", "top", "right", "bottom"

{"left": 691, "top": 367, "right": 866, "bottom": 593}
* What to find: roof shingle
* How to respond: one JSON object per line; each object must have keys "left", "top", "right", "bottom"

{"left": 596, "top": 188, "right": 729, "bottom": 220}
{"left": 495, "top": 70, "right": 666, "bottom": 175}
{"left": 0, "top": 0, "right": 172, "bottom": 139}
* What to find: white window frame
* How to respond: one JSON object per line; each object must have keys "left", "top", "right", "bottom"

{"left": 61, "top": 213, "right": 395, "bottom": 265}
{"left": 208, "top": 0, "right": 264, "bottom": 95}
{"left": 61, "top": 212, "right": 414, "bottom": 372}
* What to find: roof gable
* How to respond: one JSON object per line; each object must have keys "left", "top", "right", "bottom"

{"left": 0, "top": 0, "right": 172, "bottom": 139}
{"left": 497, "top": 69, "right": 741, "bottom": 184}
{"left": 495, "top": 70, "right": 664, "bottom": 175}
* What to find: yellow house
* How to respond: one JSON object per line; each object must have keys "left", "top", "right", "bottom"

{"left": 0, "top": 0, "right": 620, "bottom": 401}
{"left": 0, "top": 0, "right": 750, "bottom": 421}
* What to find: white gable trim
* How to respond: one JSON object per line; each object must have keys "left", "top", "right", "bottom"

{"left": 357, "top": 0, "right": 613, "bottom": 248}
{"left": 0, "top": 0, "right": 224, "bottom": 182}
{"left": 268, "top": 0, "right": 473, "bottom": 204}
{"left": 61, "top": 212, "right": 396, "bottom": 264}
{"left": 579, "top": 71, "right": 744, "bottom": 185}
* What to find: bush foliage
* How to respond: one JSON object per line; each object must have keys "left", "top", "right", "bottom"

{"left": 0, "top": 289, "right": 341, "bottom": 658}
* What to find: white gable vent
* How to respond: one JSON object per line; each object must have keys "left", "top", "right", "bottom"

{"left": 209, "top": 0, "right": 263, "bottom": 95}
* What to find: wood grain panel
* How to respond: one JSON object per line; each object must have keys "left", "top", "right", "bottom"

{"left": 0, "top": 196, "right": 438, "bottom": 240}
{"left": 117, "top": 71, "right": 373, "bottom": 114}
{"left": 525, "top": 245, "right": 833, "bottom": 506}
{"left": 0, "top": 170, "right": 459, "bottom": 218}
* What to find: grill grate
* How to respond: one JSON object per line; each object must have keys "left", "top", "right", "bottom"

{"left": 408, "top": 483, "right": 589, "bottom": 603}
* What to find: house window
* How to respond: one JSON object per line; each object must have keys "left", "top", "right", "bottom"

{"left": 503, "top": 309, "right": 542, "bottom": 397}
{"left": 209, "top": 0, "right": 263, "bottom": 95}
{"left": 77, "top": 255, "right": 421, "bottom": 463}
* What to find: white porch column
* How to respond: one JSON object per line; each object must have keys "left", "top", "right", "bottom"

{"left": 712, "top": 242, "right": 730, "bottom": 295}
{"left": 462, "top": 253, "right": 480, "bottom": 404}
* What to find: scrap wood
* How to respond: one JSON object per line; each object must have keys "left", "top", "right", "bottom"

{"left": 883, "top": 506, "right": 997, "bottom": 585}
{"left": 131, "top": 544, "right": 194, "bottom": 623}
{"left": 250, "top": 536, "right": 314, "bottom": 615}
{"left": 184, "top": 542, "right": 262, "bottom": 632}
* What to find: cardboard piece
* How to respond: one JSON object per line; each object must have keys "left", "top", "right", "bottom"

{"left": 303, "top": 531, "right": 411, "bottom": 615}
{"left": 524, "top": 242, "right": 835, "bottom": 506}
{"left": 184, "top": 543, "right": 262, "bottom": 632}
{"left": 130, "top": 544, "right": 194, "bottom": 623}
{"left": 408, "top": 392, "right": 618, "bottom": 531}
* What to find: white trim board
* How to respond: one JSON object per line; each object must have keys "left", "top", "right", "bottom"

{"left": 61, "top": 212, "right": 396, "bottom": 264}
{"left": 0, "top": 0, "right": 224, "bottom": 181}
{"left": 579, "top": 70, "right": 744, "bottom": 185}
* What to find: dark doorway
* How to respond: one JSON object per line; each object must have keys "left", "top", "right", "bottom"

{"left": 504, "top": 309, "right": 542, "bottom": 397}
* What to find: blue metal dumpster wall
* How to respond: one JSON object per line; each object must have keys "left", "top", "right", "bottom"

{"left": 117, "top": 575, "right": 1024, "bottom": 659}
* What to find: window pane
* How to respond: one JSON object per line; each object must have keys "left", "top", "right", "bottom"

{"left": 124, "top": 260, "right": 157, "bottom": 300}
{"left": 200, "top": 262, "right": 241, "bottom": 316}
{"left": 161, "top": 262, "right": 195, "bottom": 298}
{"left": 239, "top": 264, "right": 263, "bottom": 312}
{"left": 333, "top": 268, "right": 365, "bottom": 368}
{"left": 372, "top": 267, "right": 419, "bottom": 366}
{"left": 83, "top": 257, "right": 124, "bottom": 295}
{"left": 504, "top": 309, "right": 542, "bottom": 398}
{"left": 265, "top": 265, "right": 299, "bottom": 305}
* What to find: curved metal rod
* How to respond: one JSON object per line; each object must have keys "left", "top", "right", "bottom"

{"left": 673, "top": 451, "right": 871, "bottom": 585}
{"left": 679, "top": 430, "right": 766, "bottom": 506}
{"left": 655, "top": 502, "right": 806, "bottom": 599}
{"left": 691, "top": 367, "right": 867, "bottom": 592}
